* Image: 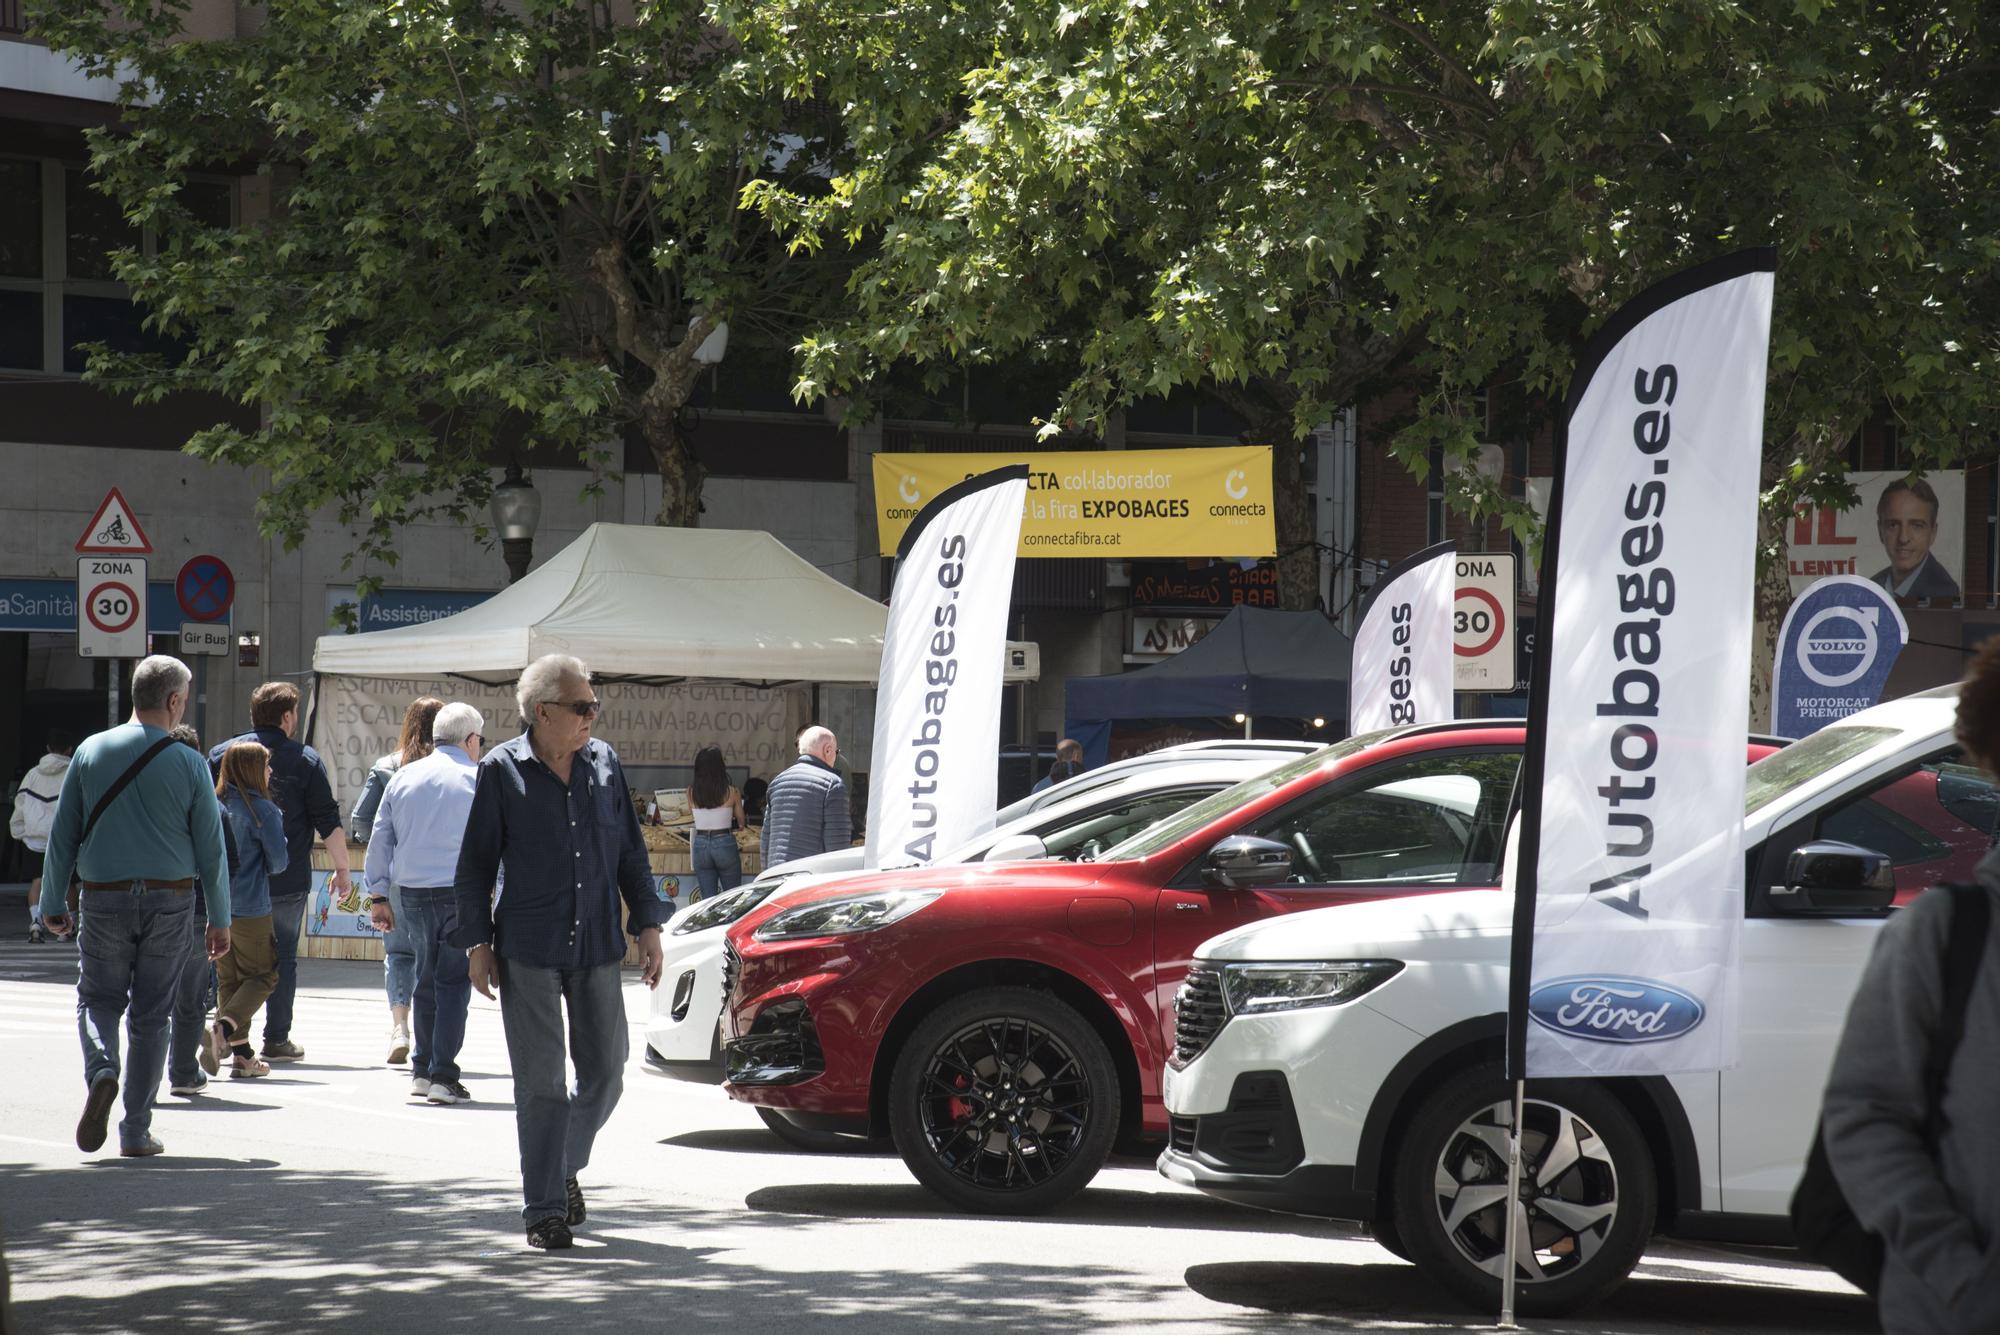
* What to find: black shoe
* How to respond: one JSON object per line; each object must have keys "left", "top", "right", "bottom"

{"left": 565, "top": 1176, "right": 586, "bottom": 1227}
{"left": 526, "top": 1217, "right": 573, "bottom": 1250}
{"left": 76, "top": 1075, "right": 118, "bottom": 1153}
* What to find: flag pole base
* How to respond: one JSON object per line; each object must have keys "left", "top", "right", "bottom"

{"left": 1498, "top": 1077, "right": 1527, "bottom": 1328}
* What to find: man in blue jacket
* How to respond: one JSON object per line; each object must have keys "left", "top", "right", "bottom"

{"left": 42, "top": 656, "right": 230, "bottom": 1157}
{"left": 210, "top": 680, "right": 355, "bottom": 1061}
{"left": 453, "top": 655, "right": 663, "bottom": 1250}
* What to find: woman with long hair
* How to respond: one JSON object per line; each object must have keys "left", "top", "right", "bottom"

{"left": 204, "top": 742, "right": 290, "bottom": 1079}
{"left": 688, "top": 745, "right": 745, "bottom": 902}
{"left": 348, "top": 696, "right": 443, "bottom": 1066}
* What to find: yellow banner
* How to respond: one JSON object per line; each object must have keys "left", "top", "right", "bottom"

{"left": 873, "top": 448, "right": 1275, "bottom": 558}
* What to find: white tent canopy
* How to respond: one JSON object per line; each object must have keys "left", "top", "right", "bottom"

{"left": 311, "top": 523, "right": 888, "bottom": 685}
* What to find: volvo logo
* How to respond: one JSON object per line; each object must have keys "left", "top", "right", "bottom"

{"left": 1526, "top": 976, "right": 1704, "bottom": 1045}
{"left": 1796, "top": 604, "right": 1881, "bottom": 688}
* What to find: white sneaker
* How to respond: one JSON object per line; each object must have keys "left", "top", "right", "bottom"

{"left": 388, "top": 1025, "right": 410, "bottom": 1065}
{"left": 426, "top": 1080, "right": 471, "bottom": 1105}
{"left": 410, "top": 1077, "right": 432, "bottom": 1098}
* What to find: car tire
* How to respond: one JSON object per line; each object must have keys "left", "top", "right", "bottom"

{"left": 754, "top": 1106, "right": 887, "bottom": 1153}
{"left": 888, "top": 985, "right": 1121, "bottom": 1214}
{"left": 1371, "top": 1210, "right": 1410, "bottom": 1261}
{"left": 1390, "top": 1061, "right": 1655, "bottom": 1316}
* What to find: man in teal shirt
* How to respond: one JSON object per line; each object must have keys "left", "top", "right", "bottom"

{"left": 42, "top": 655, "right": 231, "bottom": 1157}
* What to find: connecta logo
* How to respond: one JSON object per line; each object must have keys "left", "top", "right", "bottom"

{"left": 899, "top": 474, "right": 922, "bottom": 504}
{"left": 1223, "top": 469, "right": 1249, "bottom": 500}
{"left": 1526, "top": 976, "right": 1704, "bottom": 1045}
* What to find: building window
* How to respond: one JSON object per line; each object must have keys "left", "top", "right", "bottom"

{"left": 0, "top": 155, "right": 231, "bottom": 377}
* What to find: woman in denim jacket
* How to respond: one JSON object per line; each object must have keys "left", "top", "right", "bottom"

{"left": 204, "top": 742, "right": 290, "bottom": 1079}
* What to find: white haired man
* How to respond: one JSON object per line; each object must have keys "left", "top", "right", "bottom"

{"left": 40, "top": 656, "right": 231, "bottom": 1157}
{"left": 451, "top": 655, "right": 664, "bottom": 1249}
{"left": 759, "top": 725, "right": 851, "bottom": 866}
{"left": 365, "top": 700, "right": 486, "bottom": 1105}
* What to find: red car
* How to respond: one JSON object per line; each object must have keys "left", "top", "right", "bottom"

{"left": 722, "top": 724, "right": 1780, "bottom": 1213}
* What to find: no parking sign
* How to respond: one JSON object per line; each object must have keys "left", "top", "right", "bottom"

{"left": 1453, "top": 553, "right": 1517, "bottom": 691}
{"left": 176, "top": 555, "right": 236, "bottom": 623}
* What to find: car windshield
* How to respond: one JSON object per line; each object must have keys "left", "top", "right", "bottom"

{"left": 1743, "top": 725, "right": 1899, "bottom": 816}
{"left": 1095, "top": 731, "right": 1399, "bottom": 862}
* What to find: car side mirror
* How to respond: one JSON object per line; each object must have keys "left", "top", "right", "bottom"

{"left": 1773, "top": 840, "right": 1897, "bottom": 916}
{"left": 985, "top": 832, "right": 1050, "bottom": 863}
{"left": 1202, "top": 836, "right": 1294, "bottom": 889}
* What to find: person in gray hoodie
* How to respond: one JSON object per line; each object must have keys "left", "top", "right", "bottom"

{"left": 1822, "top": 638, "right": 2000, "bottom": 1335}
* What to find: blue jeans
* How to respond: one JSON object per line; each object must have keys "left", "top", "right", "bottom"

{"left": 264, "top": 893, "right": 306, "bottom": 1045}
{"left": 383, "top": 884, "right": 416, "bottom": 1010}
{"left": 75, "top": 885, "right": 194, "bottom": 1148}
{"left": 691, "top": 831, "right": 742, "bottom": 900}
{"left": 496, "top": 957, "right": 627, "bottom": 1225}
{"left": 401, "top": 887, "right": 471, "bottom": 1083}
{"left": 167, "top": 912, "right": 218, "bottom": 1088}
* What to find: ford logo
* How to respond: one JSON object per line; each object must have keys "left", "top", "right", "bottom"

{"left": 1526, "top": 976, "right": 1704, "bottom": 1045}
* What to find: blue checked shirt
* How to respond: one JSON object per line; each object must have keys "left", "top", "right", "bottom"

{"left": 450, "top": 734, "right": 662, "bottom": 969}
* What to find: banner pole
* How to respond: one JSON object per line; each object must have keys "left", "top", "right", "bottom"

{"left": 1499, "top": 1077, "right": 1526, "bottom": 1328}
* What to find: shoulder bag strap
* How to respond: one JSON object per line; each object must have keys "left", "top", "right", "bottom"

{"left": 1924, "top": 883, "right": 1992, "bottom": 1126}
{"left": 78, "top": 736, "right": 180, "bottom": 853}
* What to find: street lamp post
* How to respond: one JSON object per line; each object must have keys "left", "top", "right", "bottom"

{"left": 490, "top": 464, "right": 543, "bottom": 584}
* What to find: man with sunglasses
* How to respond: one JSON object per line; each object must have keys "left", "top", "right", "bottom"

{"left": 363, "top": 701, "right": 485, "bottom": 1106}
{"left": 451, "top": 655, "right": 665, "bottom": 1250}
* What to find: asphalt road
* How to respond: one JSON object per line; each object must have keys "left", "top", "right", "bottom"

{"left": 0, "top": 912, "right": 1875, "bottom": 1335}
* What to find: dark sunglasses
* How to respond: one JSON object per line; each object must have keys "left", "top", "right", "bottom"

{"left": 550, "top": 699, "right": 602, "bottom": 719}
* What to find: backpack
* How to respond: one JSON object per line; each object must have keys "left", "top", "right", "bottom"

{"left": 1790, "top": 882, "right": 1991, "bottom": 1294}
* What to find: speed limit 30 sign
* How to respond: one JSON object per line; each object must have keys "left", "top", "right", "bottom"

{"left": 78, "top": 555, "right": 149, "bottom": 658}
{"left": 1454, "top": 552, "right": 1517, "bottom": 691}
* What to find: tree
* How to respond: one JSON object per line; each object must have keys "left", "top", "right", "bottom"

{"left": 737, "top": 0, "right": 1999, "bottom": 677}
{"left": 37, "top": 0, "right": 847, "bottom": 580}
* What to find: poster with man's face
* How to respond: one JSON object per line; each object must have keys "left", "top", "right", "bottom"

{"left": 1787, "top": 470, "right": 1965, "bottom": 601}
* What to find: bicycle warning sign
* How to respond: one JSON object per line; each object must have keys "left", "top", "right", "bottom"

{"left": 75, "top": 488, "right": 154, "bottom": 556}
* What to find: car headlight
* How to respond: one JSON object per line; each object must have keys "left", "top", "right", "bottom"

{"left": 1218, "top": 961, "right": 1403, "bottom": 1015}
{"left": 670, "top": 882, "right": 778, "bottom": 936}
{"left": 752, "top": 889, "right": 944, "bottom": 942}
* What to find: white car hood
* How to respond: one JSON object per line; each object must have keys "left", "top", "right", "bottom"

{"left": 755, "top": 847, "right": 868, "bottom": 883}
{"left": 1198, "top": 889, "right": 1515, "bottom": 963}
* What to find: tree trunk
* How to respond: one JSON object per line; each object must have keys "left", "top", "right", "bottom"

{"left": 1268, "top": 433, "right": 1318, "bottom": 611}
{"left": 1747, "top": 498, "right": 1795, "bottom": 735}
{"left": 637, "top": 373, "right": 707, "bottom": 528}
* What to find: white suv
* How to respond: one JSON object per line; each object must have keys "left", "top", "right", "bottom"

{"left": 1159, "top": 688, "right": 1993, "bottom": 1314}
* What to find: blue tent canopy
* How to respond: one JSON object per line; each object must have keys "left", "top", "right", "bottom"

{"left": 1064, "top": 606, "right": 1353, "bottom": 756}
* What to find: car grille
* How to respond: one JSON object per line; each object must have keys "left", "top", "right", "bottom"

{"left": 1168, "top": 1115, "right": 1198, "bottom": 1155}
{"left": 1172, "top": 964, "right": 1227, "bottom": 1068}
{"left": 721, "top": 939, "right": 741, "bottom": 1016}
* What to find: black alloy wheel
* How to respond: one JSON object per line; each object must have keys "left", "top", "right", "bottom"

{"left": 889, "top": 986, "right": 1121, "bottom": 1214}
{"left": 754, "top": 1106, "right": 889, "bottom": 1153}
{"left": 1390, "top": 1061, "right": 1656, "bottom": 1316}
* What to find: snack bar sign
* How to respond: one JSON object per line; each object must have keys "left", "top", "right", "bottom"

{"left": 873, "top": 448, "right": 1276, "bottom": 558}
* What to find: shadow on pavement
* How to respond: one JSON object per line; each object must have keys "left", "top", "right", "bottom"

{"left": 745, "top": 1182, "right": 1360, "bottom": 1236}
{"left": 1184, "top": 1260, "right": 1876, "bottom": 1332}
{"left": 662, "top": 1128, "right": 896, "bottom": 1156}
{"left": 1, "top": 1161, "right": 1273, "bottom": 1334}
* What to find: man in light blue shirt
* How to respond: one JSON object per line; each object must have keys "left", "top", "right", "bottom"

{"left": 365, "top": 701, "right": 484, "bottom": 1105}
{"left": 42, "top": 655, "right": 231, "bottom": 1158}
